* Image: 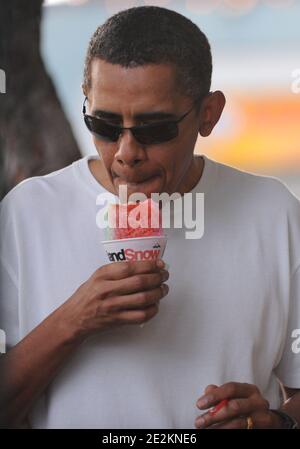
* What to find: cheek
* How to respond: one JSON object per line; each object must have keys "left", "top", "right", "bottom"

{"left": 159, "top": 136, "right": 197, "bottom": 188}
{"left": 148, "top": 149, "right": 175, "bottom": 175}
{"left": 149, "top": 148, "right": 186, "bottom": 189}
{"left": 93, "top": 138, "right": 115, "bottom": 168}
{"left": 161, "top": 139, "right": 195, "bottom": 172}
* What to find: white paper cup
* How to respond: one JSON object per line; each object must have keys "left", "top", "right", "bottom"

{"left": 101, "top": 235, "right": 167, "bottom": 263}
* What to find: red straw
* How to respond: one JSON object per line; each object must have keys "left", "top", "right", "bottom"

{"left": 209, "top": 399, "right": 229, "bottom": 416}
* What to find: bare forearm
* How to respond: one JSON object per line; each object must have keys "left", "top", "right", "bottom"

{"left": 0, "top": 303, "right": 83, "bottom": 428}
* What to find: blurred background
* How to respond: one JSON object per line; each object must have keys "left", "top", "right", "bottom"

{"left": 1, "top": 0, "right": 300, "bottom": 198}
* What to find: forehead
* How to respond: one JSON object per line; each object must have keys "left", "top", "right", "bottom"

{"left": 89, "top": 59, "right": 184, "bottom": 110}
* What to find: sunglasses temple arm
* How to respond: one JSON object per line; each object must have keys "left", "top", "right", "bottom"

{"left": 82, "top": 97, "right": 87, "bottom": 114}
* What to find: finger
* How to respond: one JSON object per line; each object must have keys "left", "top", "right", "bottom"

{"left": 250, "top": 410, "right": 275, "bottom": 429}
{"left": 102, "top": 271, "right": 169, "bottom": 296}
{"left": 197, "top": 382, "right": 260, "bottom": 410}
{"left": 103, "top": 284, "right": 169, "bottom": 312}
{"left": 195, "top": 385, "right": 218, "bottom": 409}
{"left": 205, "top": 384, "right": 218, "bottom": 395}
{"left": 115, "top": 302, "right": 160, "bottom": 325}
{"left": 97, "top": 259, "right": 165, "bottom": 280}
{"left": 195, "top": 396, "right": 268, "bottom": 428}
{"left": 206, "top": 417, "right": 249, "bottom": 429}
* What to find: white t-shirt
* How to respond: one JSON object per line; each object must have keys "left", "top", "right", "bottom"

{"left": 0, "top": 155, "right": 300, "bottom": 429}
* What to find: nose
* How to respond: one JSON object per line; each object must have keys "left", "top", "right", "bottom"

{"left": 114, "top": 129, "right": 147, "bottom": 167}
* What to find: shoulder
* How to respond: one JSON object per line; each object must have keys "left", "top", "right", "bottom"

{"left": 211, "top": 158, "right": 300, "bottom": 213}
{"left": 0, "top": 158, "right": 83, "bottom": 216}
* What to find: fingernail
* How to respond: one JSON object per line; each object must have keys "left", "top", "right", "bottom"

{"left": 162, "top": 271, "right": 169, "bottom": 281}
{"left": 197, "top": 398, "right": 208, "bottom": 408}
{"left": 162, "top": 284, "right": 169, "bottom": 295}
{"left": 197, "top": 395, "right": 214, "bottom": 408}
{"left": 156, "top": 259, "right": 165, "bottom": 268}
{"left": 196, "top": 417, "right": 205, "bottom": 428}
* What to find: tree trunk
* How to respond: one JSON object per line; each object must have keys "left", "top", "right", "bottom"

{"left": 0, "top": 0, "right": 82, "bottom": 200}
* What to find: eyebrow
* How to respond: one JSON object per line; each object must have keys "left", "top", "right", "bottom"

{"left": 92, "top": 109, "right": 177, "bottom": 121}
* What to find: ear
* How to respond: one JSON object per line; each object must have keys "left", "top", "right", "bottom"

{"left": 81, "top": 83, "right": 87, "bottom": 98}
{"left": 198, "top": 91, "right": 226, "bottom": 137}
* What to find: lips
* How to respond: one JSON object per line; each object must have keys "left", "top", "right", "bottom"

{"left": 112, "top": 173, "right": 162, "bottom": 198}
{"left": 112, "top": 172, "right": 159, "bottom": 185}
{"left": 127, "top": 176, "right": 158, "bottom": 185}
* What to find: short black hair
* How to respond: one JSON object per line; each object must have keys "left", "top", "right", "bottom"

{"left": 83, "top": 6, "right": 212, "bottom": 101}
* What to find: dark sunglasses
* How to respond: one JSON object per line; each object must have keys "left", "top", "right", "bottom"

{"left": 82, "top": 96, "right": 204, "bottom": 145}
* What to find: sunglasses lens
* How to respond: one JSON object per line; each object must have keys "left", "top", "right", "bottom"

{"left": 84, "top": 116, "right": 120, "bottom": 142}
{"left": 84, "top": 115, "right": 179, "bottom": 145}
{"left": 133, "top": 122, "right": 178, "bottom": 145}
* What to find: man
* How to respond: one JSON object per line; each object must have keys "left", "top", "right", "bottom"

{"left": 0, "top": 6, "right": 299, "bottom": 429}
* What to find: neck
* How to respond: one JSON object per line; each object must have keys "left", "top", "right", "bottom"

{"left": 176, "top": 155, "right": 204, "bottom": 195}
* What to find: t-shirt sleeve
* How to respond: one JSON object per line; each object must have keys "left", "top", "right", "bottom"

{"left": 275, "top": 265, "right": 300, "bottom": 387}
{"left": 273, "top": 186, "right": 300, "bottom": 388}
{"left": 0, "top": 195, "right": 20, "bottom": 351}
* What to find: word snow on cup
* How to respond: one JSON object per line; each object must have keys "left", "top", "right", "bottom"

{"left": 102, "top": 235, "right": 167, "bottom": 262}
{"left": 101, "top": 199, "right": 167, "bottom": 262}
